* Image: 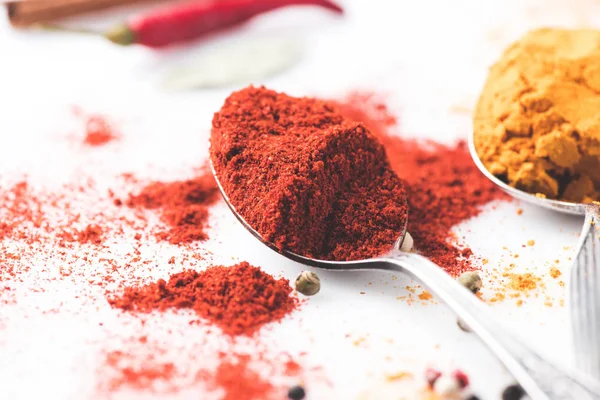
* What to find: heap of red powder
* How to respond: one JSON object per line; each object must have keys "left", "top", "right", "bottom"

{"left": 336, "top": 93, "right": 505, "bottom": 275}
{"left": 109, "top": 261, "right": 298, "bottom": 336}
{"left": 210, "top": 86, "right": 408, "bottom": 261}
{"left": 209, "top": 86, "right": 502, "bottom": 271}
{"left": 126, "top": 173, "right": 220, "bottom": 244}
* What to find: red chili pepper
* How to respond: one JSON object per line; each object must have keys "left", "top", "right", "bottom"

{"left": 105, "top": 0, "right": 343, "bottom": 48}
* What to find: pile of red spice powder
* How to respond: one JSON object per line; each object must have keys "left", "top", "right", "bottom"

{"left": 126, "top": 173, "right": 220, "bottom": 244}
{"left": 109, "top": 261, "right": 298, "bottom": 336}
{"left": 336, "top": 92, "right": 505, "bottom": 275}
{"left": 106, "top": 261, "right": 303, "bottom": 397}
{"left": 210, "top": 86, "right": 502, "bottom": 272}
{"left": 211, "top": 86, "right": 408, "bottom": 261}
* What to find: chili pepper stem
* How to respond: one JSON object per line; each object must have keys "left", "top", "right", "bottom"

{"left": 105, "top": 24, "right": 136, "bottom": 46}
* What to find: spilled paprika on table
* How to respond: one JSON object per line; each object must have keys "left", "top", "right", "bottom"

{"left": 109, "top": 261, "right": 298, "bottom": 336}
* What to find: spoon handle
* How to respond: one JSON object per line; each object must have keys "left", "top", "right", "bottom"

{"left": 571, "top": 204, "right": 600, "bottom": 378}
{"left": 381, "top": 251, "right": 600, "bottom": 400}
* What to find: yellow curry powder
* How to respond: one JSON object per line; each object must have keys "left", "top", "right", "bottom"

{"left": 474, "top": 28, "right": 600, "bottom": 202}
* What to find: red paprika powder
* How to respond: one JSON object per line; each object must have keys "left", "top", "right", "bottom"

{"left": 336, "top": 93, "right": 505, "bottom": 275}
{"left": 108, "top": 261, "right": 298, "bottom": 336}
{"left": 210, "top": 86, "right": 408, "bottom": 261}
{"left": 59, "top": 223, "right": 104, "bottom": 245}
{"left": 126, "top": 172, "right": 220, "bottom": 244}
{"left": 105, "top": 350, "right": 176, "bottom": 391}
{"left": 200, "top": 352, "right": 276, "bottom": 400}
{"left": 83, "top": 114, "right": 119, "bottom": 146}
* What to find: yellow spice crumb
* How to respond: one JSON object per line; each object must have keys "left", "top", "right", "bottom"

{"left": 418, "top": 291, "right": 433, "bottom": 301}
{"left": 490, "top": 292, "right": 506, "bottom": 302}
{"left": 507, "top": 272, "right": 540, "bottom": 291}
{"left": 385, "top": 371, "right": 414, "bottom": 382}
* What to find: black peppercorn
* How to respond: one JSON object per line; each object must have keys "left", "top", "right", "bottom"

{"left": 288, "top": 385, "right": 306, "bottom": 400}
{"left": 465, "top": 395, "right": 481, "bottom": 400}
{"left": 502, "top": 384, "right": 525, "bottom": 400}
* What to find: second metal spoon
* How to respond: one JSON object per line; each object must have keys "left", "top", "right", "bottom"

{"left": 468, "top": 133, "right": 600, "bottom": 379}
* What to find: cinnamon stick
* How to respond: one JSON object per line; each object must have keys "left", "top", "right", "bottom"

{"left": 7, "top": 0, "right": 164, "bottom": 26}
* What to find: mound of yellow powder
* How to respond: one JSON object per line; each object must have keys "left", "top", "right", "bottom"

{"left": 474, "top": 28, "right": 600, "bottom": 203}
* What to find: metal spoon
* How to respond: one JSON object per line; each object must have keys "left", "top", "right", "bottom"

{"left": 467, "top": 134, "right": 600, "bottom": 379}
{"left": 210, "top": 160, "right": 600, "bottom": 399}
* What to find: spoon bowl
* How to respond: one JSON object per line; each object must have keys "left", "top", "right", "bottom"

{"left": 467, "top": 134, "right": 587, "bottom": 216}
{"left": 209, "top": 160, "right": 408, "bottom": 270}
{"left": 210, "top": 157, "right": 600, "bottom": 399}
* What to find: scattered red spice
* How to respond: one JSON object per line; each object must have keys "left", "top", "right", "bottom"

{"left": 0, "top": 117, "right": 308, "bottom": 399}
{"left": 105, "top": 350, "right": 176, "bottom": 391}
{"left": 284, "top": 358, "right": 302, "bottom": 375}
{"left": 210, "top": 86, "right": 408, "bottom": 261}
{"left": 2, "top": 89, "right": 504, "bottom": 397}
{"left": 102, "top": 338, "right": 306, "bottom": 397}
{"left": 59, "top": 224, "right": 104, "bottom": 245}
{"left": 83, "top": 114, "right": 119, "bottom": 146}
{"left": 202, "top": 353, "right": 276, "bottom": 400}
{"left": 0, "top": 181, "right": 43, "bottom": 242}
{"left": 336, "top": 92, "right": 505, "bottom": 275}
{"left": 126, "top": 173, "right": 220, "bottom": 244}
{"left": 108, "top": 262, "right": 298, "bottom": 336}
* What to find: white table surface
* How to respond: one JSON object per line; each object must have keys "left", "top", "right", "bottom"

{"left": 1, "top": 0, "right": 599, "bottom": 399}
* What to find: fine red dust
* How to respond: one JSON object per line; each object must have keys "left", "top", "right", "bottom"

{"left": 126, "top": 173, "right": 220, "bottom": 244}
{"left": 58, "top": 224, "right": 104, "bottom": 245}
{"left": 106, "top": 350, "right": 176, "bottom": 391}
{"left": 200, "top": 353, "right": 276, "bottom": 400}
{"left": 336, "top": 92, "right": 505, "bottom": 275}
{"left": 108, "top": 262, "right": 298, "bottom": 336}
{"left": 83, "top": 115, "right": 119, "bottom": 146}
{"left": 0, "top": 181, "right": 40, "bottom": 242}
